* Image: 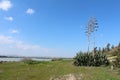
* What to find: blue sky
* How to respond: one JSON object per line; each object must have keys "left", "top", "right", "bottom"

{"left": 0, "top": 0, "right": 120, "bottom": 57}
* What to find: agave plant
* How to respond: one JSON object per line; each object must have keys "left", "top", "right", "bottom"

{"left": 74, "top": 51, "right": 109, "bottom": 66}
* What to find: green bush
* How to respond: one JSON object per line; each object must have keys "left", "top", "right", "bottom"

{"left": 74, "top": 52, "right": 109, "bottom": 66}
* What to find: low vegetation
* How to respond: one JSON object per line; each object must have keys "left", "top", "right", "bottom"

{"left": 21, "top": 58, "right": 40, "bottom": 65}
{"left": 103, "top": 43, "right": 120, "bottom": 68}
{"left": 0, "top": 60, "right": 120, "bottom": 80}
{"left": 74, "top": 52, "right": 109, "bottom": 66}
{"left": 73, "top": 42, "right": 120, "bottom": 68}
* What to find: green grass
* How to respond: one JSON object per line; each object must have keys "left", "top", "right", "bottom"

{"left": 0, "top": 60, "right": 120, "bottom": 80}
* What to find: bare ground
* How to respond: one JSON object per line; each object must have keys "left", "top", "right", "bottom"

{"left": 50, "top": 74, "right": 83, "bottom": 80}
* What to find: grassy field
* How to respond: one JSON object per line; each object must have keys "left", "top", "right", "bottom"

{"left": 0, "top": 60, "right": 120, "bottom": 80}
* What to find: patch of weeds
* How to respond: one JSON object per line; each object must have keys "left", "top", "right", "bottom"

{"left": 21, "top": 58, "right": 40, "bottom": 65}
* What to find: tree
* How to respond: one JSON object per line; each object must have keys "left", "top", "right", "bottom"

{"left": 93, "top": 47, "right": 97, "bottom": 54}
{"left": 98, "top": 47, "right": 101, "bottom": 53}
{"left": 85, "top": 17, "right": 98, "bottom": 54}
{"left": 102, "top": 48, "right": 105, "bottom": 53}
{"left": 106, "top": 43, "right": 110, "bottom": 51}
{"left": 118, "top": 42, "right": 120, "bottom": 48}
{"left": 111, "top": 45, "right": 115, "bottom": 49}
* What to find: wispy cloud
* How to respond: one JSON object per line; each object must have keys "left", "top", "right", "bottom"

{"left": 0, "top": 35, "right": 56, "bottom": 57}
{"left": 0, "top": 0, "right": 12, "bottom": 11}
{"left": 5, "top": 16, "right": 13, "bottom": 21}
{"left": 10, "top": 29, "right": 19, "bottom": 34}
{"left": 26, "top": 8, "right": 35, "bottom": 15}
{"left": 0, "top": 35, "right": 14, "bottom": 44}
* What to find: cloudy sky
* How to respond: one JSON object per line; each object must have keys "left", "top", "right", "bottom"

{"left": 0, "top": 0, "right": 120, "bottom": 57}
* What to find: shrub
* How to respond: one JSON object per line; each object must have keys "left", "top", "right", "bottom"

{"left": 74, "top": 52, "right": 109, "bottom": 66}
{"left": 114, "top": 54, "right": 120, "bottom": 68}
{"left": 51, "top": 58, "right": 63, "bottom": 61}
{"left": 111, "top": 51, "right": 118, "bottom": 56}
{"left": 21, "top": 58, "right": 40, "bottom": 65}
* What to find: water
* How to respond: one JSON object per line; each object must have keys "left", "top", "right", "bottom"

{"left": 0, "top": 58, "right": 51, "bottom": 62}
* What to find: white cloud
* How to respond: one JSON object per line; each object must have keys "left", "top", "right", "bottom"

{"left": 0, "top": 35, "right": 57, "bottom": 57}
{"left": 10, "top": 29, "right": 19, "bottom": 34}
{"left": 26, "top": 8, "right": 35, "bottom": 15}
{"left": 0, "top": 35, "right": 14, "bottom": 44}
{"left": 0, "top": 0, "right": 12, "bottom": 11}
{"left": 5, "top": 16, "right": 13, "bottom": 21}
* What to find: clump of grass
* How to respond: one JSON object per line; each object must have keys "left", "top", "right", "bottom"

{"left": 21, "top": 58, "right": 40, "bottom": 65}
{"left": 51, "top": 58, "right": 63, "bottom": 61}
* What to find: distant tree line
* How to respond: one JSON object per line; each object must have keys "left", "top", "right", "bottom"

{"left": 0, "top": 56, "right": 8, "bottom": 58}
